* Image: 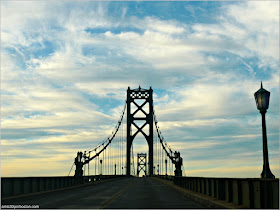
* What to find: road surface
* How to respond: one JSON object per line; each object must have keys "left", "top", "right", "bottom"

{"left": 2, "top": 177, "right": 207, "bottom": 209}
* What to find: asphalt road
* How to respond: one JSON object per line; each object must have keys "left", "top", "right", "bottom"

{"left": 2, "top": 177, "right": 207, "bottom": 209}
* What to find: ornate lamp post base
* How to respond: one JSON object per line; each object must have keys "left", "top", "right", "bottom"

{"left": 261, "top": 165, "right": 275, "bottom": 179}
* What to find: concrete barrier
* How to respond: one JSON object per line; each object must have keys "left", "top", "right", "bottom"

{"left": 1, "top": 175, "right": 125, "bottom": 198}
{"left": 170, "top": 176, "right": 279, "bottom": 209}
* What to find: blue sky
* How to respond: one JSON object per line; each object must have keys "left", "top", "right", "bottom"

{"left": 1, "top": 1, "right": 279, "bottom": 178}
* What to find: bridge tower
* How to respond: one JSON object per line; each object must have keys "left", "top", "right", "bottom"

{"left": 137, "top": 153, "right": 147, "bottom": 177}
{"left": 74, "top": 152, "right": 84, "bottom": 177}
{"left": 127, "top": 86, "right": 153, "bottom": 176}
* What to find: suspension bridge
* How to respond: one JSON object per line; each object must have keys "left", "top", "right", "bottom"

{"left": 1, "top": 86, "right": 279, "bottom": 209}
{"left": 71, "top": 86, "right": 183, "bottom": 179}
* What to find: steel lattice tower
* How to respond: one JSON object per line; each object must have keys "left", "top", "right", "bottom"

{"left": 126, "top": 86, "right": 153, "bottom": 176}
{"left": 137, "top": 153, "right": 147, "bottom": 177}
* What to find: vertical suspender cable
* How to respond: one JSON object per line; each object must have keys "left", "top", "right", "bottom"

{"left": 106, "top": 143, "right": 107, "bottom": 175}
{"left": 162, "top": 145, "right": 164, "bottom": 175}
{"left": 121, "top": 120, "right": 123, "bottom": 174}
{"left": 118, "top": 130, "right": 120, "bottom": 175}
{"left": 159, "top": 139, "right": 161, "bottom": 175}
{"left": 155, "top": 114, "right": 158, "bottom": 175}
{"left": 105, "top": 145, "right": 107, "bottom": 175}
{"left": 120, "top": 121, "right": 122, "bottom": 175}
{"left": 94, "top": 150, "right": 96, "bottom": 176}
{"left": 122, "top": 119, "right": 125, "bottom": 175}
{"left": 88, "top": 152, "right": 90, "bottom": 176}
{"left": 116, "top": 132, "right": 117, "bottom": 175}
{"left": 169, "top": 154, "right": 172, "bottom": 175}
{"left": 117, "top": 131, "right": 118, "bottom": 175}
{"left": 155, "top": 129, "right": 158, "bottom": 175}
{"left": 160, "top": 145, "right": 162, "bottom": 175}
{"left": 97, "top": 155, "right": 99, "bottom": 175}
{"left": 157, "top": 131, "right": 159, "bottom": 175}
{"left": 108, "top": 141, "right": 110, "bottom": 175}
{"left": 104, "top": 145, "right": 105, "bottom": 175}
{"left": 153, "top": 125, "right": 155, "bottom": 175}
{"left": 103, "top": 144, "right": 104, "bottom": 175}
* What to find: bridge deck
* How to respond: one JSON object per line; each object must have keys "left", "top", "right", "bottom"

{"left": 2, "top": 177, "right": 207, "bottom": 209}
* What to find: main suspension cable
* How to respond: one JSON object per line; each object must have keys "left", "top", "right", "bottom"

{"left": 153, "top": 105, "right": 180, "bottom": 165}
{"left": 68, "top": 162, "right": 74, "bottom": 176}
{"left": 81, "top": 101, "right": 127, "bottom": 168}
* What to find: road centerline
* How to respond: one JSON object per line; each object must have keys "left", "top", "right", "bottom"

{"left": 99, "top": 179, "right": 134, "bottom": 209}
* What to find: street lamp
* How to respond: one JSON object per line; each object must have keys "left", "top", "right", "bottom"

{"left": 254, "top": 82, "right": 275, "bottom": 179}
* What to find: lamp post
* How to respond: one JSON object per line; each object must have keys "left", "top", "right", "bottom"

{"left": 254, "top": 82, "right": 275, "bottom": 179}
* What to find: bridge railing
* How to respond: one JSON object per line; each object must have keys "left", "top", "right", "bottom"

{"left": 171, "top": 176, "right": 279, "bottom": 209}
{"left": 1, "top": 175, "right": 125, "bottom": 198}
{"left": 154, "top": 175, "right": 174, "bottom": 181}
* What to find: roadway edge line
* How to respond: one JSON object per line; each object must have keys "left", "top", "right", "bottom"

{"left": 152, "top": 177, "right": 247, "bottom": 209}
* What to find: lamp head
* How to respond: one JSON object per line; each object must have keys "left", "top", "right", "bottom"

{"left": 254, "top": 82, "right": 270, "bottom": 112}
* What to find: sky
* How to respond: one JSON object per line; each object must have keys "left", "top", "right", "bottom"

{"left": 1, "top": 1, "right": 279, "bottom": 178}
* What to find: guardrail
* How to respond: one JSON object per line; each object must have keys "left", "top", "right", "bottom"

{"left": 154, "top": 174, "right": 174, "bottom": 181}
{"left": 159, "top": 176, "right": 278, "bottom": 209}
{"left": 1, "top": 175, "right": 125, "bottom": 198}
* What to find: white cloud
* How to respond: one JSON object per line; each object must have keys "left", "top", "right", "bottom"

{"left": 225, "top": 1, "right": 279, "bottom": 61}
{"left": 144, "top": 17, "right": 186, "bottom": 35}
{"left": 1, "top": 1, "right": 279, "bottom": 178}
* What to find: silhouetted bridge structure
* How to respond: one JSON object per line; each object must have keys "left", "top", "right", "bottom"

{"left": 1, "top": 86, "right": 279, "bottom": 209}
